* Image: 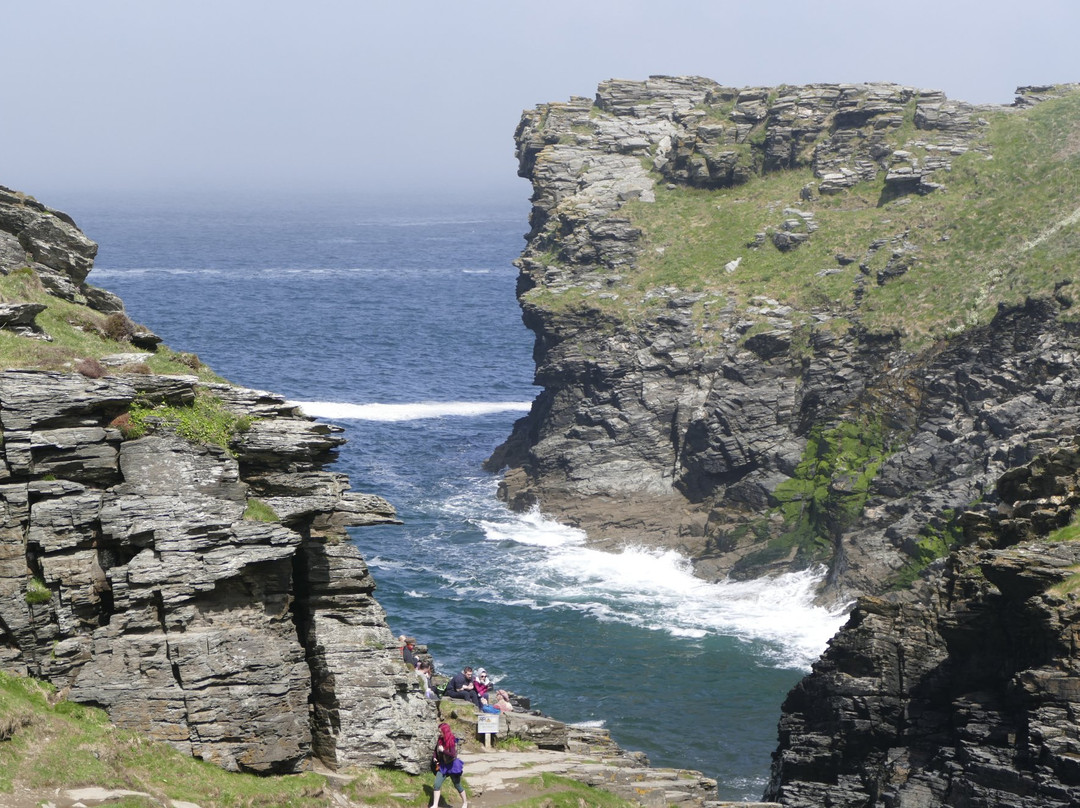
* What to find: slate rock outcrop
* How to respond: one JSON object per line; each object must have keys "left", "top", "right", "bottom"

{"left": 490, "top": 77, "right": 1080, "bottom": 599}
{"left": 0, "top": 188, "right": 438, "bottom": 774}
{"left": 765, "top": 438, "right": 1080, "bottom": 807}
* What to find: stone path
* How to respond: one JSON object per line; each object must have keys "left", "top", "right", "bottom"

{"left": 460, "top": 749, "right": 773, "bottom": 808}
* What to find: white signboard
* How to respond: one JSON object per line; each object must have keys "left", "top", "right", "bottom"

{"left": 477, "top": 713, "right": 500, "bottom": 734}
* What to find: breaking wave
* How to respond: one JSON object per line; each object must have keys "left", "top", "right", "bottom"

{"left": 291, "top": 400, "right": 532, "bottom": 421}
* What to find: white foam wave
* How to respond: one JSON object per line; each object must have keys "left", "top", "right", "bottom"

{"left": 474, "top": 506, "right": 849, "bottom": 670}
{"left": 290, "top": 400, "right": 532, "bottom": 422}
{"left": 479, "top": 507, "right": 586, "bottom": 548}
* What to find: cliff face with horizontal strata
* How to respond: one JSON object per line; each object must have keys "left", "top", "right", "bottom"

{"left": 766, "top": 439, "right": 1080, "bottom": 807}
{"left": 0, "top": 187, "right": 437, "bottom": 773}
{"left": 489, "top": 77, "right": 1080, "bottom": 600}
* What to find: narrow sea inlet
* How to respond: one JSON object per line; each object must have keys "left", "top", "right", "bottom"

{"left": 73, "top": 190, "right": 847, "bottom": 801}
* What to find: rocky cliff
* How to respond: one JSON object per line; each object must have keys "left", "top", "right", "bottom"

{"left": 765, "top": 438, "right": 1080, "bottom": 807}
{"left": 0, "top": 186, "right": 437, "bottom": 773}
{"left": 489, "top": 77, "right": 1080, "bottom": 600}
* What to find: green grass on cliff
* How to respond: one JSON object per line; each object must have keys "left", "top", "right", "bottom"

{"left": 0, "top": 670, "right": 329, "bottom": 805}
{"left": 0, "top": 671, "right": 635, "bottom": 808}
{"left": 607, "top": 89, "right": 1080, "bottom": 347}
{"left": 731, "top": 420, "right": 891, "bottom": 574}
{"left": 122, "top": 390, "right": 253, "bottom": 453}
{"left": 0, "top": 266, "right": 220, "bottom": 379}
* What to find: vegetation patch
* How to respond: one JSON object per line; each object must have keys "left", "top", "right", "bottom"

{"left": 891, "top": 509, "right": 965, "bottom": 589}
{"left": 0, "top": 268, "right": 223, "bottom": 379}
{"left": 243, "top": 498, "right": 280, "bottom": 522}
{"left": 767, "top": 420, "right": 891, "bottom": 565}
{"left": 1046, "top": 514, "right": 1080, "bottom": 543}
{"left": 23, "top": 577, "right": 51, "bottom": 605}
{"left": 124, "top": 391, "right": 253, "bottom": 453}
{"left": 544, "top": 89, "right": 1080, "bottom": 350}
{"left": 340, "top": 766, "right": 430, "bottom": 806}
{"left": 1045, "top": 515, "right": 1080, "bottom": 596}
{"left": 508, "top": 773, "right": 636, "bottom": 808}
{"left": 1049, "top": 565, "right": 1080, "bottom": 598}
{"left": 0, "top": 670, "right": 387, "bottom": 806}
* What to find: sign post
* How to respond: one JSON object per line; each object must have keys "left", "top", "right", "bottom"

{"left": 477, "top": 713, "right": 500, "bottom": 749}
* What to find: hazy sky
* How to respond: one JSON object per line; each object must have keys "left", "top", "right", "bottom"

{"left": 5, "top": 0, "right": 1077, "bottom": 205}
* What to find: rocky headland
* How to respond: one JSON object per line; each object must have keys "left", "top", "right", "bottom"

{"left": 0, "top": 185, "right": 437, "bottom": 775}
{"left": 484, "top": 76, "right": 1080, "bottom": 807}
{"left": 488, "top": 77, "right": 1080, "bottom": 602}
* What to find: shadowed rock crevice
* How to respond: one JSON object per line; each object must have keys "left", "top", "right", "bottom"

{"left": 767, "top": 438, "right": 1080, "bottom": 806}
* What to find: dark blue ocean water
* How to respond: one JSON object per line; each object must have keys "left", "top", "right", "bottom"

{"left": 63, "top": 189, "right": 846, "bottom": 801}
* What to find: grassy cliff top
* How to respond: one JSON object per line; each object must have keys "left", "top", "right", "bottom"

{"left": 525, "top": 83, "right": 1080, "bottom": 349}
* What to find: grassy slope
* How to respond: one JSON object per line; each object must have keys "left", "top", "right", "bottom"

{"left": 552, "top": 89, "right": 1080, "bottom": 349}
{"left": 0, "top": 266, "right": 218, "bottom": 378}
{"left": 0, "top": 672, "right": 638, "bottom": 807}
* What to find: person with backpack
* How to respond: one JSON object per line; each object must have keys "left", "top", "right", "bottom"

{"left": 430, "top": 721, "right": 466, "bottom": 808}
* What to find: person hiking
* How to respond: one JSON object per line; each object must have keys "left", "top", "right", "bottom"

{"left": 430, "top": 721, "right": 466, "bottom": 808}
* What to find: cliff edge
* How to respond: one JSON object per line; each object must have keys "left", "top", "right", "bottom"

{"left": 0, "top": 186, "right": 438, "bottom": 774}
{"left": 489, "top": 78, "right": 1080, "bottom": 600}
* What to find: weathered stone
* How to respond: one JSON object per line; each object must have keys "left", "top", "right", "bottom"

{"left": 0, "top": 303, "right": 46, "bottom": 334}
{"left": 16, "top": 212, "right": 97, "bottom": 284}
{"left": 0, "top": 187, "right": 431, "bottom": 776}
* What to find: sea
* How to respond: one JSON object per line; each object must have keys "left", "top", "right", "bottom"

{"left": 61, "top": 188, "right": 850, "bottom": 802}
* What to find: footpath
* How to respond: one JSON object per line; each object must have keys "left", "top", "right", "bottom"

{"left": 437, "top": 709, "right": 778, "bottom": 808}
{"left": 462, "top": 747, "right": 778, "bottom": 808}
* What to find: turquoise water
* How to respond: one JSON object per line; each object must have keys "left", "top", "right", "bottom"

{"left": 68, "top": 190, "right": 847, "bottom": 801}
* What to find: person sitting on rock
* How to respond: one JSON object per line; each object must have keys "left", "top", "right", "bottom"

{"left": 474, "top": 668, "right": 491, "bottom": 703}
{"left": 443, "top": 666, "right": 482, "bottom": 708}
{"left": 401, "top": 636, "right": 419, "bottom": 670}
{"left": 416, "top": 660, "right": 437, "bottom": 699}
{"left": 491, "top": 688, "right": 514, "bottom": 713}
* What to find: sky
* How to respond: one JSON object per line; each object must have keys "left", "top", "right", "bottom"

{"left": 4, "top": 0, "right": 1078, "bottom": 207}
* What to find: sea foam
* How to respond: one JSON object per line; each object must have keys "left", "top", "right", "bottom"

{"left": 476, "top": 505, "right": 850, "bottom": 670}
{"left": 291, "top": 400, "right": 532, "bottom": 422}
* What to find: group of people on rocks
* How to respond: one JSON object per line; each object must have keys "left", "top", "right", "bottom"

{"left": 400, "top": 636, "right": 518, "bottom": 808}
{"left": 400, "top": 636, "right": 514, "bottom": 713}
{"left": 444, "top": 665, "right": 514, "bottom": 713}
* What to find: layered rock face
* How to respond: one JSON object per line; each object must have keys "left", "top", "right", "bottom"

{"left": 490, "top": 77, "right": 1080, "bottom": 598}
{"left": 766, "top": 439, "right": 1080, "bottom": 807}
{"left": 0, "top": 189, "right": 437, "bottom": 773}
